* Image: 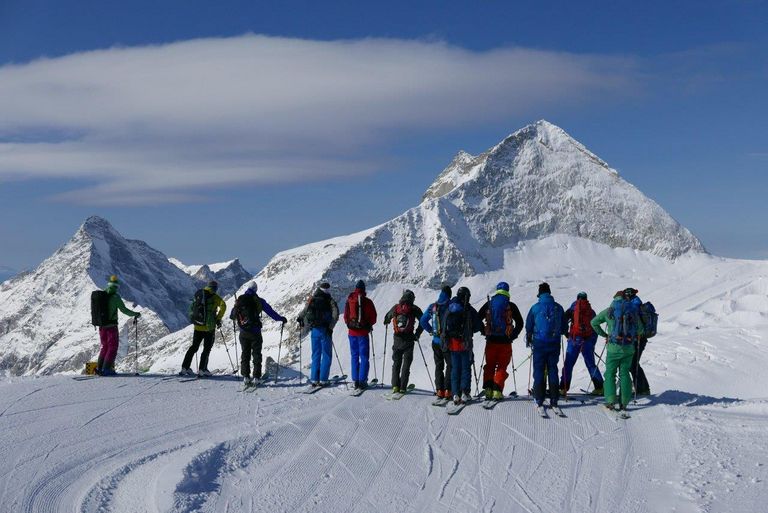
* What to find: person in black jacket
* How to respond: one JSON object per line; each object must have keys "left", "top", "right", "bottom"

{"left": 383, "top": 290, "right": 424, "bottom": 393}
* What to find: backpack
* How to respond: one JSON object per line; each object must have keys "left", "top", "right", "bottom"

{"left": 392, "top": 302, "right": 416, "bottom": 335}
{"left": 345, "top": 292, "right": 369, "bottom": 330}
{"left": 430, "top": 303, "right": 446, "bottom": 339}
{"left": 90, "top": 290, "right": 110, "bottom": 326}
{"left": 444, "top": 301, "right": 466, "bottom": 339}
{"left": 533, "top": 302, "right": 563, "bottom": 341}
{"left": 306, "top": 293, "right": 332, "bottom": 328}
{"left": 570, "top": 299, "right": 595, "bottom": 339}
{"left": 608, "top": 298, "right": 641, "bottom": 344}
{"left": 485, "top": 295, "right": 514, "bottom": 337}
{"left": 231, "top": 294, "right": 263, "bottom": 331}
{"left": 640, "top": 302, "right": 658, "bottom": 338}
{"left": 189, "top": 289, "right": 209, "bottom": 326}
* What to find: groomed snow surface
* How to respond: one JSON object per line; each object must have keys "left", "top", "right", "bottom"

{"left": 2, "top": 236, "right": 768, "bottom": 512}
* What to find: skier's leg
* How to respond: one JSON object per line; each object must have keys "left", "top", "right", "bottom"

{"left": 320, "top": 330, "right": 333, "bottom": 381}
{"left": 635, "top": 337, "right": 650, "bottom": 393}
{"left": 103, "top": 326, "right": 119, "bottom": 370}
{"left": 547, "top": 346, "right": 560, "bottom": 405}
{"left": 181, "top": 330, "right": 204, "bottom": 369}
{"left": 444, "top": 349, "right": 452, "bottom": 394}
{"left": 532, "top": 347, "right": 546, "bottom": 406}
{"left": 619, "top": 345, "right": 635, "bottom": 407}
{"left": 450, "top": 351, "right": 461, "bottom": 398}
{"left": 603, "top": 344, "right": 620, "bottom": 404}
{"left": 494, "top": 343, "right": 512, "bottom": 394}
{"left": 560, "top": 338, "right": 579, "bottom": 391}
{"left": 391, "top": 345, "right": 403, "bottom": 389}
{"left": 483, "top": 343, "right": 497, "bottom": 390}
{"left": 581, "top": 338, "right": 603, "bottom": 388}
{"left": 359, "top": 334, "right": 371, "bottom": 383}
{"left": 401, "top": 343, "right": 414, "bottom": 389}
{"left": 198, "top": 331, "right": 215, "bottom": 371}
{"left": 310, "top": 328, "right": 322, "bottom": 382}
{"left": 460, "top": 351, "right": 472, "bottom": 395}
{"left": 432, "top": 344, "right": 444, "bottom": 393}
{"left": 253, "top": 331, "right": 264, "bottom": 379}
{"left": 349, "top": 335, "right": 361, "bottom": 383}
{"left": 239, "top": 331, "right": 252, "bottom": 378}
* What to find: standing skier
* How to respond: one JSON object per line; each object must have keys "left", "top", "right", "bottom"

{"left": 477, "top": 282, "right": 524, "bottom": 399}
{"left": 420, "top": 285, "right": 453, "bottom": 399}
{"left": 297, "top": 282, "right": 339, "bottom": 387}
{"left": 625, "top": 288, "right": 651, "bottom": 396}
{"left": 591, "top": 289, "right": 641, "bottom": 411}
{"left": 559, "top": 292, "right": 604, "bottom": 396}
{"left": 444, "top": 287, "right": 483, "bottom": 405}
{"left": 525, "top": 282, "right": 567, "bottom": 412}
{"left": 343, "top": 280, "right": 377, "bottom": 390}
{"left": 180, "top": 280, "right": 227, "bottom": 376}
{"left": 383, "top": 290, "right": 424, "bottom": 394}
{"left": 230, "top": 283, "right": 287, "bottom": 386}
{"left": 96, "top": 275, "right": 141, "bottom": 375}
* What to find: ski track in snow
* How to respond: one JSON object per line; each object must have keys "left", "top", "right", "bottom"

{"left": 4, "top": 374, "right": 764, "bottom": 512}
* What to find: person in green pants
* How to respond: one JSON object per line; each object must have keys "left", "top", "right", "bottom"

{"left": 591, "top": 291, "right": 636, "bottom": 409}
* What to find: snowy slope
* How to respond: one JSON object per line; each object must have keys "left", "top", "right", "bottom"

{"left": 0, "top": 217, "right": 201, "bottom": 375}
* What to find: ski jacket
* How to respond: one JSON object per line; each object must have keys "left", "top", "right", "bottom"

{"left": 420, "top": 290, "right": 451, "bottom": 346}
{"left": 299, "top": 289, "right": 340, "bottom": 330}
{"left": 103, "top": 286, "right": 139, "bottom": 327}
{"left": 232, "top": 295, "right": 285, "bottom": 334}
{"left": 477, "top": 292, "right": 524, "bottom": 343}
{"left": 525, "top": 293, "right": 567, "bottom": 346}
{"left": 343, "top": 289, "right": 377, "bottom": 336}
{"left": 565, "top": 301, "right": 598, "bottom": 342}
{"left": 441, "top": 296, "right": 483, "bottom": 352}
{"left": 192, "top": 286, "right": 227, "bottom": 332}
{"left": 384, "top": 298, "right": 425, "bottom": 342}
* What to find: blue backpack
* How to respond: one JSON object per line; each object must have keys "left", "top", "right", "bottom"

{"left": 641, "top": 302, "right": 658, "bottom": 338}
{"left": 533, "top": 302, "right": 563, "bottom": 342}
{"left": 486, "top": 295, "right": 514, "bottom": 337}
{"left": 445, "top": 301, "right": 467, "bottom": 339}
{"left": 609, "top": 298, "right": 641, "bottom": 344}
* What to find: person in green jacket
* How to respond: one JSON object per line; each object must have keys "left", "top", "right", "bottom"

{"left": 180, "top": 280, "right": 227, "bottom": 376}
{"left": 97, "top": 275, "right": 141, "bottom": 376}
{"left": 590, "top": 290, "right": 636, "bottom": 409}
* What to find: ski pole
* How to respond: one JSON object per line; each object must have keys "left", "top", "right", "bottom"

{"left": 471, "top": 350, "right": 481, "bottom": 396}
{"left": 585, "top": 341, "right": 607, "bottom": 394}
{"left": 633, "top": 338, "right": 640, "bottom": 405}
{"left": 370, "top": 330, "right": 378, "bottom": 385}
{"left": 275, "top": 322, "right": 284, "bottom": 383}
{"left": 416, "top": 338, "right": 435, "bottom": 393}
{"left": 331, "top": 336, "right": 348, "bottom": 389}
{"left": 298, "top": 326, "right": 304, "bottom": 384}
{"left": 218, "top": 326, "right": 237, "bottom": 373}
{"left": 527, "top": 348, "right": 533, "bottom": 396}
{"left": 232, "top": 320, "right": 239, "bottom": 373}
{"left": 511, "top": 348, "right": 518, "bottom": 395}
{"left": 382, "top": 324, "right": 388, "bottom": 388}
{"left": 134, "top": 316, "right": 139, "bottom": 376}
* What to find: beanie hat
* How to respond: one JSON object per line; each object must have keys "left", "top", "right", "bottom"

{"left": 623, "top": 287, "right": 638, "bottom": 298}
{"left": 245, "top": 283, "right": 257, "bottom": 296}
{"left": 206, "top": 280, "right": 218, "bottom": 292}
{"left": 106, "top": 275, "right": 119, "bottom": 291}
{"left": 496, "top": 282, "right": 510, "bottom": 292}
{"left": 319, "top": 282, "right": 331, "bottom": 290}
{"left": 355, "top": 280, "right": 366, "bottom": 291}
{"left": 441, "top": 284, "right": 452, "bottom": 297}
{"left": 457, "top": 286, "right": 471, "bottom": 301}
{"left": 577, "top": 291, "right": 588, "bottom": 300}
{"left": 537, "top": 282, "right": 551, "bottom": 297}
{"left": 401, "top": 289, "right": 415, "bottom": 303}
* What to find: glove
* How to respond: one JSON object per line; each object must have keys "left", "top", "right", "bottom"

{"left": 525, "top": 332, "right": 533, "bottom": 348}
{"left": 326, "top": 328, "right": 333, "bottom": 337}
{"left": 134, "top": 312, "right": 141, "bottom": 318}
{"left": 297, "top": 317, "right": 304, "bottom": 327}
{"left": 216, "top": 320, "right": 222, "bottom": 328}
{"left": 280, "top": 316, "right": 288, "bottom": 324}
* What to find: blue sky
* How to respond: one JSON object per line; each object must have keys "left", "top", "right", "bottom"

{"left": 0, "top": 0, "right": 766, "bottom": 272}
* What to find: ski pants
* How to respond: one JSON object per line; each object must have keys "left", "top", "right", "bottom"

{"left": 432, "top": 343, "right": 452, "bottom": 393}
{"left": 348, "top": 334, "right": 371, "bottom": 383}
{"left": 483, "top": 342, "right": 512, "bottom": 393}
{"left": 560, "top": 336, "right": 603, "bottom": 391}
{"left": 630, "top": 337, "right": 650, "bottom": 394}
{"left": 311, "top": 327, "right": 333, "bottom": 382}
{"left": 98, "top": 326, "right": 119, "bottom": 370}
{"left": 450, "top": 350, "right": 472, "bottom": 398}
{"left": 182, "top": 330, "right": 215, "bottom": 371}
{"left": 532, "top": 343, "right": 560, "bottom": 406}
{"left": 604, "top": 342, "right": 635, "bottom": 406}
{"left": 391, "top": 337, "right": 414, "bottom": 390}
{"left": 239, "top": 330, "right": 264, "bottom": 379}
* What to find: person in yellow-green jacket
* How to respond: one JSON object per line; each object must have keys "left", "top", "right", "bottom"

{"left": 180, "top": 280, "right": 226, "bottom": 376}
{"left": 97, "top": 275, "right": 141, "bottom": 375}
{"left": 591, "top": 289, "right": 637, "bottom": 411}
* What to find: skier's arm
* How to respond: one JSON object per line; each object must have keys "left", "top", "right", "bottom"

{"left": 525, "top": 307, "right": 535, "bottom": 344}
{"left": 365, "top": 299, "right": 377, "bottom": 327}
{"left": 383, "top": 305, "right": 396, "bottom": 325}
{"left": 260, "top": 298, "right": 287, "bottom": 323}
{"left": 413, "top": 306, "right": 425, "bottom": 338}
{"left": 471, "top": 307, "right": 484, "bottom": 334}
{"left": 214, "top": 295, "right": 227, "bottom": 322}
{"left": 591, "top": 308, "right": 609, "bottom": 338}
{"left": 560, "top": 305, "right": 568, "bottom": 336}
{"left": 477, "top": 301, "right": 489, "bottom": 332}
{"left": 420, "top": 305, "right": 434, "bottom": 335}
{"left": 330, "top": 299, "right": 340, "bottom": 328}
{"left": 116, "top": 296, "right": 139, "bottom": 317}
{"left": 510, "top": 303, "right": 524, "bottom": 340}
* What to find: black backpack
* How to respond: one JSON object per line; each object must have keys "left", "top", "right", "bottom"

{"left": 444, "top": 301, "right": 466, "bottom": 339}
{"left": 90, "top": 290, "right": 110, "bottom": 326}
{"left": 231, "top": 294, "right": 263, "bottom": 330}
{"left": 189, "top": 289, "right": 209, "bottom": 326}
{"left": 306, "top": 293, "right": 331, "bottom": 328}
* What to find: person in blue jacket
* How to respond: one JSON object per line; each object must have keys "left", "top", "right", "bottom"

{"left": 230, "top": 283, "right": 287, "bottom": 386}
{"left": 420, "top": 285, "right": 452, "bottom": 399}
{"left": 525, "top": 282, "right": 568, "bottom": 409}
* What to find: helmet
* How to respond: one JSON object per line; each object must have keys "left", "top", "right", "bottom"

{"left": 456, "top": 287, "right": 471, "bottom": 301}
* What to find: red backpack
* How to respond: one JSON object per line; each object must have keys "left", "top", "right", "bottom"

{"left": 570, "top": 299, "right": 595, "bottom": 339}
{"left": 345, "top": 291, "right": 369, "bottom": 330}
{"left": 392, "top": 303, "right": 416, "bottom": 335}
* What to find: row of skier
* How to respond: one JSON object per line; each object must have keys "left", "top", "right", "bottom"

{"left": 91, "top": 275, "right": 656, "bottom": 412}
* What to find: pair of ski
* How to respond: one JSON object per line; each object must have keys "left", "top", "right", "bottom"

{"left": 301, "top": 375, "right": 347, "bottom": 394}
{"left": 239, "top": 373, "right": 271, "bottom": 393}
{"left": 536, "top": 404, "right": 566, "bottom": 418}
{"left": 381, "top": 383, "right": 416, "bottom": 400}
{"left": 603, "top": 404, "right": 631, "bottom": 419}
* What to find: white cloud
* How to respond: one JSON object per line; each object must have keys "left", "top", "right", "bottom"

{"left": 0, "top": 35, "right": 635, "bottom": 205}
